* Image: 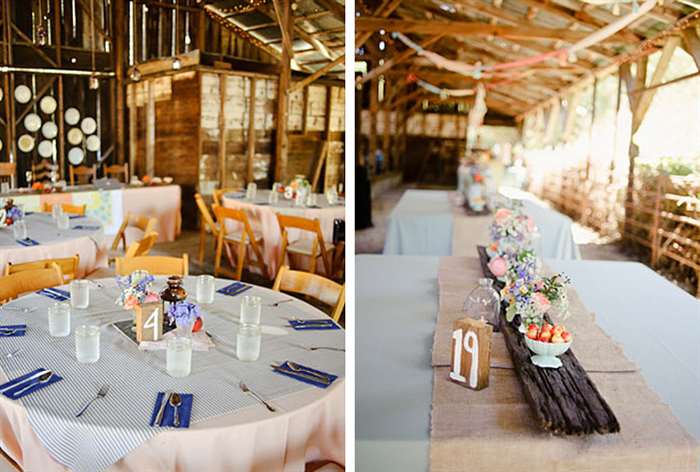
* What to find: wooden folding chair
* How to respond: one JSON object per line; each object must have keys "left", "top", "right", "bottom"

{"left": 111, "top": 213, "right": 157, "bottom": 254}
{"left": 273, "top": 266, "right": 345, "bottom": 322}
{"left": 69, "top": 164, "right": 97, "bottom": 185}
{"left": 214, "top": 206, "right": 267, "bottom": 280}
{"left": 277, "top": 214, "right": 334, "bottom": 275}
{"left": 194, "top": 193, "right": 220, "bottom": 264}
{"left": 42, "top": 202, "right": 87, "bottom": 216}
{"left": 104, "top": 163, "right": 129, "bottom": 182}
{"left": 31, "top": 160, "right": 58, "bottom": 183}
{"left": 124, "top": 231, "right": 159, "bottom": 257}
{"left": 0, "top": 162, "right": 16, "bottom": 189}
{"left": 212, "top": 187, "right": 239, "bottom": 207}
{"left": 0, "top": 264, "right": 63, "bottom": 303}
{"left": 5, "top": 255, "right": 80, "bottom": 283}
{"left": 115, "top": 255, "right": 189, "bottom": 277}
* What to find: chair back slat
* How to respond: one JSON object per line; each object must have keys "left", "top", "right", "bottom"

{"left": 125, "top": 231, "right": 159, "bottom": 257}
{"left": 42, "top": 202, "right": 87, "bottom": 216}
{"left": 115, "top": 255, "right": 188, "bottom": 277}
{"left": 69, "top": 165, "right": 97, "bottom": 186}
{"left": 0, "top": 264, "right": 64, "bottom": 303}
{"left": 110, "top": 213, "right": 157, "bottom": 252}
{"left": 194, "top": 193, "right": 218, "bottom": 233}
{"left": 272, "top": 266, "right": 345, "bottom": 321}
{"left": 6, "top": 255, "right": 80, "bottom": 283}
{"left": 104, "top": 163, "right": 129, "bottom": 182}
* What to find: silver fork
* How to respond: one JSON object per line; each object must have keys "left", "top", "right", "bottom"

{"left": 75, "top": 384, "right": 110, "bottom": 417}
{"left": 1, "top": 306, "right": 36, "bottom": 314}
{"left": 239, "top": 381, "right": 276, "bottom": 412}
{"left": 290, "top": 343, "right": 344, "bottom": 352}
{"left": 266, "top": 299, "right": 294, "bottom": 307}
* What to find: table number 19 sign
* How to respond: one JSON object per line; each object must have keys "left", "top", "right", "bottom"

{"left": 449, "top": 318, "right": 492, "bottom": 390}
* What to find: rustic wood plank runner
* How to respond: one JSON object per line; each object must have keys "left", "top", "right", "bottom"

{"left": 476, "top": 245, "right": 621, "bottom": 435}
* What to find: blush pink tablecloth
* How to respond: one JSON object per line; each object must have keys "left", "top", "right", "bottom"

{"left": 223, "top": 193, "right": 345, "bottom": 279}
{"left": 0, "top": 380, "right": 344, "bottom": 472}
{"left": 120, "top": 185, "right": 182, "bottom": 244}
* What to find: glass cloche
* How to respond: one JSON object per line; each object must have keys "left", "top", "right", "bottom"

{"left": 463, "top": 278, "right": 501, "bottom": 328}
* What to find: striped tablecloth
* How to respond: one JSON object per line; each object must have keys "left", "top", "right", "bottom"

{"left": 0, "top": 276, "right": 345, "bottom": 471}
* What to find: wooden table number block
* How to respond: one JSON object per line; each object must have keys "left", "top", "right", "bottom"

{"left": 135, "top": 302, "right": 163, "bottom": 343}
{"left": 449, "top": 317, "right": 493, "bottom": 390}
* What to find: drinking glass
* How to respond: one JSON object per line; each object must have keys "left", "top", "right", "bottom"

{"left": 48, "top": 303, "right": 71, "bottom": 337}
{"left": 57, "top": 213, "right": 70, "bottom": 230}
{"left": 236, "top": 325, "right": 261, "bottom": 362}
{"left": 12, "top": 220, "right": 27, "bottom": 240}
{"left": 240, "top": 295, "right": 262, "bottom": 326}
{"left": 246, "top": 182, "right": 257, "bottom": 200}
{"left": 52, "top": 203, "right": 63, "bottom": 222}
{"left": 0, "top": 182, "right": 9, "bottom": 194}
{"left": 195, "top": 275, "right": 215, "bottom": 304}
{"left": 75, "top": 325, "right": 100, "bottom": 363}
{"left": 70, "top": 280, "right": 90, "bottom": 309}
{"left": 166, "top": 336, "right": 192, "bottom": 378}
{"left": 294, "top": 187, "right": 307, "bottom": 207}
{"left": 306, "top": 193, "right": 317, "bottom": 207}
{"left": 326, "top": 187, "right": 338, "bottom": 205}
{"left": 268, "top": 188, "right": 279, "bottom": 205}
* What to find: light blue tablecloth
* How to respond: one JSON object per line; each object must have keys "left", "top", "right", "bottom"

{"left": 356, "top": 255, "right": 700, "bottom": 471}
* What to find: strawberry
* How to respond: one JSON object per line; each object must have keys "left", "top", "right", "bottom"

{"left": 192, "top": 317, "right": 203, "bottom": 333}
{"left": 542, "top": 323, "right": 553, "bottom": 332}
{"left": 562, "top": 331, "right": 572, "bottom": 343}
{"left": 552, "top": 325, "right": 564, "bottom": 335}
{"left": 538, "top": 330, "right": 551, "bottom": 343}
{"left": 551, "top": 334, "right": 564, "bottom": 344}
{"left": 528, "top": 324, "right": 538, "bottom": 332}
{"left": 526, "top": 330, "right": 538, "bottom": 340}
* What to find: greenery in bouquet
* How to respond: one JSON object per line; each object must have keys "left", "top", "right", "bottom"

{"left": 115, "top": 274, "right": 160, "bottom": 310}
{"left": 540, "top": 273, "right": 571, "bottom": 320}
{"left": 500, "top": 249, "right": 547, "bottom": 323}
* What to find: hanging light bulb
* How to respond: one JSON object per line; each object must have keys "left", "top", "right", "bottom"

{"left": 130, "top": 68, "right": 141, "bottom": 81}
{"left": 89, "top": 73, "right": 100, "bottom": 90}
{"left": 172, "top": 57, "right": 182, "bottom": 70}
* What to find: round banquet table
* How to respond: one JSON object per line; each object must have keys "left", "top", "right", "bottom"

{"left": 222, "top": 190, "right": 345, "bottom": 278}
{"left": 0, "top": 213, "right": 107, "bottom": 278}
{"left": 0, "top": 276, "right": 345, "bottom": 472}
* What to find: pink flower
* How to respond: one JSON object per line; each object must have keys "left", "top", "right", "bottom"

{"left": 488, "top": 257, "right": 507, "bottom": 277}
{"left": 532, "top": 292, "right": 551, "bottom": 313}
{"left": 494, "top": 208, "right": 512, "bottom": 224}
{"left": 526, "top": 216, "right": 536, "bottom": 233}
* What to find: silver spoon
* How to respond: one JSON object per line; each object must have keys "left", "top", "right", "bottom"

{"left": 14, "top": 371, "right": 53, "bottom": 397}
{"left": 287, "top": 362, "right": 331, "bottom": 382}
{"left": 239, "top": 381, "right": 276, "bottom": 412}
{"left": 169, "top": 393, "right": 182, "bottom": 427}
{"left": 75, "top": 384, "right": 109, "bottom": 417}
{"left": 1, "top": 306, "right": 36, "bottom": 314}
{"left": 266, "top": 299, "right": 294, "bottom": 307}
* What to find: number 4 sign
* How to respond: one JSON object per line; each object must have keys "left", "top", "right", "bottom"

{"left": 449, "top": 318, "right": 492, "bottom": 390}
{"left": 135, "top": 302, "right": 163, "bottom": 343}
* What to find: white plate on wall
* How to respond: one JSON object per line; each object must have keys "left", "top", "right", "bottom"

{"left": 81, "top": 117, "right": 97, "bottom": 135}
{"left": 0, "top": 88, "right": 4, "bottom": 102}
{"left": 68, "top": 147, "right": 84, "bottom": 165}
{"left": 41, "top": 122, "right": 58, "bottom": 139}
{"left": 38, "top": 140, "right": 53, "bottom": 158}
{"left": 85, "top": 135, "right": 100, "bottom": 152}
{"left": 65, "top": 107, "right": 80, "bottom": 125}
{"left": 14, "top": 85, "right": 31, "bottom": 104}
{"left": 23, "top": 113, "right": 41, "bottom": 132}
{"left": 0, "top": 139, "right": 3, "bottom": 151}
{"left": 17, "top": 134, "right": 35, "bottom": 152}
{"left": 39, "top": 96, "right": 57, "bottom": 114}
{"left": 67, "top": 127, "right": 83, "bottom": 145}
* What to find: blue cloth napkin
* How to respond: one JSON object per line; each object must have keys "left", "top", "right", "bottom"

{"left": 288, "top": 319, "right": 340, "bottom": 331}
{"left": 0, "top": 368, "right": 63, "bottom": 400}
{"left": 36, "top": 288, "right": 70, "bottom": 301}
{"left": 16, "top": 238, "right": 40, "bottom": 247}
{"left": 69, "top": 215, "right": 83, "bottom": 220}
{"left": 216, "top": 282, "right": 252, "bottom": 297}
{"left": 72, "top": 225, "right": 100, "bottom": 230}
{"left": 149, "top": 392, "right": 193, "bottom": 428}
{"left": 272, "top": 361, "right": 337, "bottom": 389}
{"left": 0, "top": 325, "right": 27, "bottom": 337}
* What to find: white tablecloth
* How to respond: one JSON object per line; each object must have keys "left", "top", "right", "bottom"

{"left": 0, "top": 213, "right": 107, "bottom": 277}
{"left": 356, "top": 255, "right": 700, "bottom": 470}
{"left": 0, "top": 276, "right": 345, "bottom": 471}
{"left": 383, "top": 189, "right": 579, "bottom": 259}
{"left": 223, "top": 191, "right": 345, "bottom": 278}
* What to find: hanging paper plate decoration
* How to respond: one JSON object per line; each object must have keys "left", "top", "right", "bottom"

{"left": 0, "top": 139, "right": 3, "bottom": 151}
{"left": 24, "top": 113, "right": 42, "bottom": 132}
{"left": 42, "top": 122, "right": 58, "bottom": 139}
{"left": 0, "top": 88, "right": 4, "bottom": 102}
{"left": 39, "top": 96, "right": 57, "bottom": 114}
{"left": 65, "top": 107, "right": 80, "bottom": 125}
{"left": 68, "top": 147, "right": 85, "bottom": 165}
{"left": 67, "top": 127, "right": 84, "bottom": 145}
{"left": 38, "top": 140, "right": 53, "bottom": 158}
{"left": 17, "top": 135, "right": 35, "bottom": 152}
{"left": 86, "top": 135, "right": 101, "bottom": 152}
{"left": 14, "top": 85, "right": 31, "bottom": 104}
{"left": 81, "top": 117, "right": 97, "bottom": 135}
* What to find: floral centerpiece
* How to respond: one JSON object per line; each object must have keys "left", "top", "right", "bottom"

{"left": 167, "top": 301, "right": 203, "bottom": 335}
{"left": 283, "top": 175, "right": 311, "bottom": 200}
{"left": 0, "top": 199, "right": 24, "bottom": 227}
{"left": 487, "top": 206, "right": 538, "bottom": 259}
{"left": 115, "top": 273, "right": 160, "bottom": 310}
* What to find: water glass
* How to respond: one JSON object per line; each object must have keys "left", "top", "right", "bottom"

{"left": 57, "top": 213, "right": 70, "bottom": 230}
{"left": 48, "top": 303, "right": 71, "bottom": 337}
{"left": 195, "top": 275, "right": 215, "bottom": 304}
{"left": 75, "top": 325, "right": 100, "bottom": 363}
{"left": 70, "top": 280, "right": 90, "bottom": 309}
{"left": 12, "top": 221, "right": 27, "bottom": 240}
{"left": 240, "top": 295, "right": 262, "bottom": 326}
{"left": 268, "top": 189, "right": 279, "bottom": 205}
{"left": 52, "top": 203, "right": 63, "bottom": 222}
{"left": 0, "top": 182, "right": 9, "bottom": 194}
{"left": 326, "top": 188, "right": 338, "bottom": 205}
{"left": 236, "top": 325, "right": 261, "bottom": 362}
{"left": 306, "top": 193, "right": 318, "bottom": 207}
{"left": 245, "top": 182, "right": 257, "bottom": 200}
{"left": 166, "top": 336, "right": 192, "bottom": 378}
{"left": 294, "top": 188, "right": 307, "bottom": 207}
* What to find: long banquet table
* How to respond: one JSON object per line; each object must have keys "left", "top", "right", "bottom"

{"left": 0, "top": 213, "right": 107, "bottom": 277}
{"left": 2, "top": 185, "right": 182, "bottom": 244}
{"left": 357, "top": 254, "right": 700, "bottom": 470}
{"left": 383, "top": 189, "right": 580, "bottom": 259}
{"left": 0, "top": 276, "right": 344, "bottom": 471}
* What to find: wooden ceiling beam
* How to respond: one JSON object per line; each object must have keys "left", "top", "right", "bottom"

{"left": 357, "top": 34, "right": 445, "bottom": 85}
{"left": 356, "top": 17, "right": 621, "bottom": 43}
{"left": 356, "top": 0, "right": 403, "bottom": 50}
{"left": 311, "top": 0, "right": 345, "bottom": 20}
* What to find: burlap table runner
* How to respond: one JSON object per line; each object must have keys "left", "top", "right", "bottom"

{"left": 432, "top": 256, "right": 638, "bottom": 373}
{"left": 430, "top": 256, "right": 700, "bottom": 471}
